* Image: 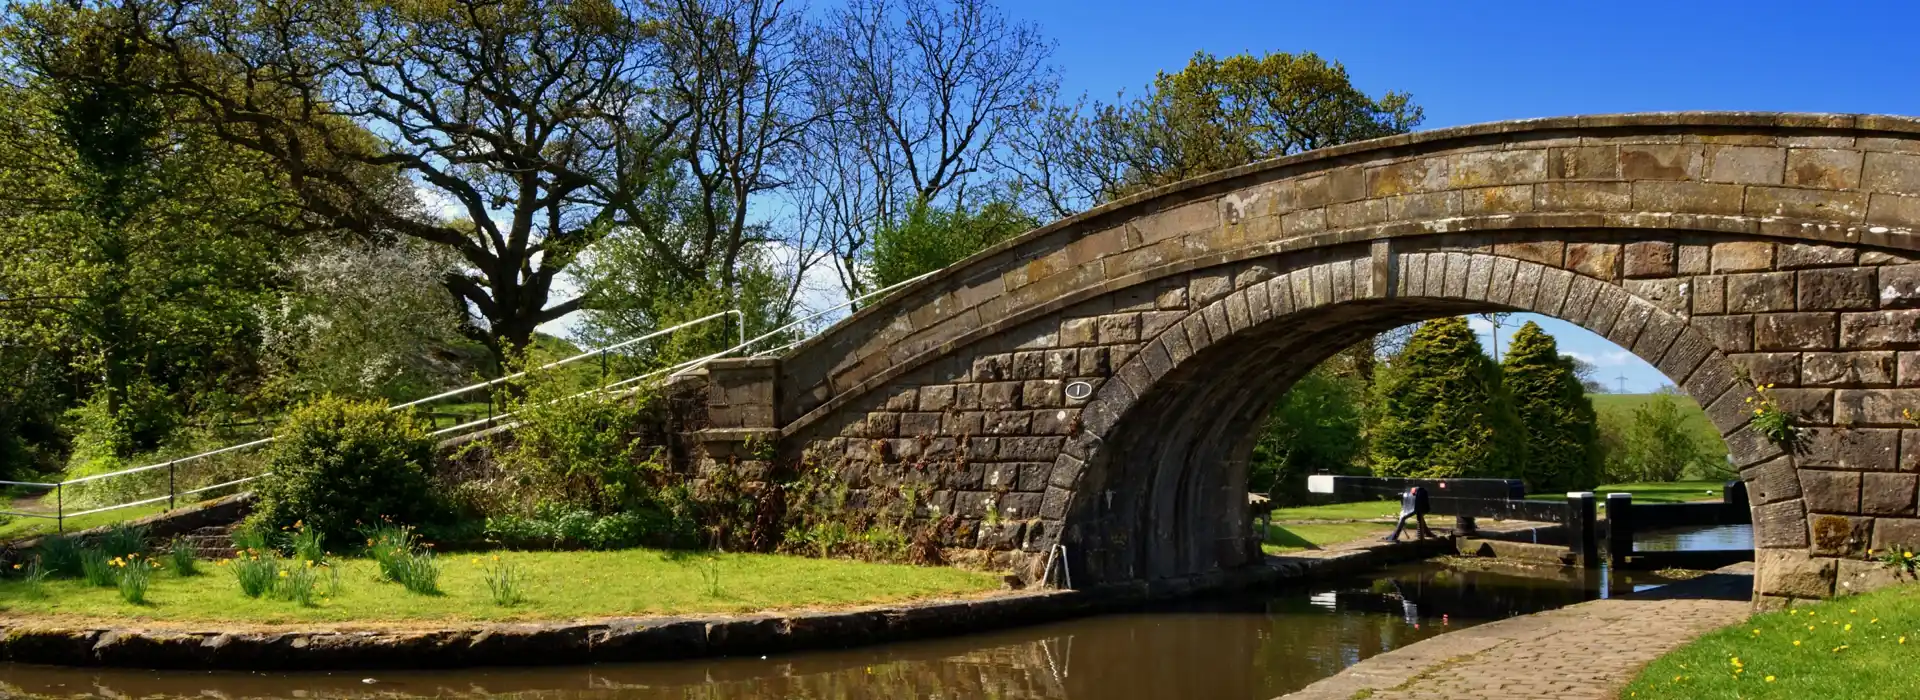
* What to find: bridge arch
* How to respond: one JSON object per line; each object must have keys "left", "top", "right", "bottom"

{"left": 707, "top": 113, "right": 1920, "bottom": 606}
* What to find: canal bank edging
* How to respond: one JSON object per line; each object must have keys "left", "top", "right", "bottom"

{"left": 0, "top": 535, "right": 1454, "bottom": 670}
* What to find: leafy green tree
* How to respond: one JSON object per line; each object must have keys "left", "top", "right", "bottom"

{"left": 1608, "top": 394, "right": 1713, "bottom": 483}
{"left": 1369, "top": 317, "right": 1526, "bottom": 479}
{"left": 1006, "top": 50, "right": 1423, "bottom": 216}
{"left": 0, "top": 3, "right": 297, "bottom": 459}
{"left": 250, "top": 396, "right": 440, "bottom": 546}
{"left": 1250, "top": 365, "right": 1366, "bottom": 501}
{"left": 1500, "top": 322, "right": 1602, "bottom": 492}
{"left": 870, "top": 200, "right": 1037, "bottom": 289}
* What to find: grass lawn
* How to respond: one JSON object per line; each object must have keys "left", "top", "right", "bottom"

{"left": 1261, "top": 522, "right": 1388, "bottom": 553}
{"left": 0, "top": 549, "right": 1003, "bottom": 625}
{"left": 0, "top": 503, "right": 168, "bottom": 543}
{"left": 1621, "top": 580, "right": 1920, "bottom": 699}
{"left": 1265, "top": 500, "right": 1401, "bottom": 521}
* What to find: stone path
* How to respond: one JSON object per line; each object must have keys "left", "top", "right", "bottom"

{"left": 1280, "top": 570, "right": 1754, "bottom": 700}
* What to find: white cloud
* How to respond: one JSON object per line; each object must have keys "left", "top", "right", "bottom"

{"left": 1567, "top": 349, "right": 1637, "bottom": 367}
{"left": 1467, "top": 316, "right": 1494, "bottom": 333}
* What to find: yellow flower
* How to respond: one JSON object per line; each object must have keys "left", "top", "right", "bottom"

{"left": 1845, "top": 623, "right": 1852, "bottom": 631}
{"left": 1746, "top": 396, "right": 1754, "bottom": 403}
{"left": 1832, "top": 645, "right": 1849, "bottom": 652}
{"left": 1793, "top": 640, "right": 1802, "bottom": 646}
{"left": 1765, "top": 676, "right": 1775, "bottom": 683}
{"left": 278, "top": 570, "right": 289, "bottom": 578}
{"left": 1901, "top": 637, "right": 1908, "bottom": 644}
{"left": 1906, "top": 551, "right": 1914, "bottom": 558}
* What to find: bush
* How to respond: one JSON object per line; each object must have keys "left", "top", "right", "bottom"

{"left": 365, "top": 522, "right": 439, "bottom": 594}
{"left": 1500, "top": 322, "right": 1603, "bottom": 492}
{"left": 250, "top": 396, "right": 440, "bottom": 546}
{"left": 1369, "top": 317, "right": 1526, "bottom": 479}
{"left": 229, "top": 550, "right": 279, "bottom": 598}
{"left": 483, "top": 503, "right": 693, "bottom": 550}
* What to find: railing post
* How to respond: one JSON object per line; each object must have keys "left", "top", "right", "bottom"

{"left": 169, "top": 460, "right": 177, "bottom": 510}
{"left": 600, "top": 349, "right": 609, "bottom": 388}
{"left": 55, "top": 483, "right": 63, "bottom": 534}
{"left": 1567, "top": 491, "right": 1598, "bottom": 569}
{"left": 1606, "top": 492, "right": 1633, "bottom": 569}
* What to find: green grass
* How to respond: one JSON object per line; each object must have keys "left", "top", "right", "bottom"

{"left": 0, "top": 548, "right": 1002, "bottom": 624}
{"left": 1622, "top": 581, "right": 1920, "bottom": 699}
{"left": 1261, "top": 522, "right": 1389, "bottom": 553}
{"left": 0, "top": 503, "right": 168, "bottom": 543}
{"left": 1266, "top": 500, "right": 1402, "bottom": 522}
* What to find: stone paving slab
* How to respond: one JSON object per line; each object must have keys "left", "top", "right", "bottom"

{"left": 1279, "top": 571, "right": 1754, "bottom": 700}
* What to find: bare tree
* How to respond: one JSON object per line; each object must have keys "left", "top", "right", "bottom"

{"left": 798, "top": 0, "right": 1054, "bottom": 297}
{"left": 134, "top": 0, "right": 686, "bottom": 364}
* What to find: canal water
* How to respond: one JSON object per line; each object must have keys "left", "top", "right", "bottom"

{"left": 0, "top": 526, "right": 1749, "bottom": 700}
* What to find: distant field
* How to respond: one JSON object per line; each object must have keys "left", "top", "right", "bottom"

{"left": 1589, "top": 392, "right": 1729, "bottom": 463}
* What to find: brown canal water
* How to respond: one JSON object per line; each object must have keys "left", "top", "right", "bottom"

{"left": 0, "top": 558, "right": 1713, "bottom": 700}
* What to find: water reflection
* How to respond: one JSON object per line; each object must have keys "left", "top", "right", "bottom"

{"left": 0, "top": 562, "right": 1681, "bottom": 700}
{"left": 1632, "top": 523, "right": 1754, "bottom": 552}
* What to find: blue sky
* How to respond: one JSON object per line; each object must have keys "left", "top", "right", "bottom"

{"left": 1013, "top": 0, "right": 1920, "bottom": 391}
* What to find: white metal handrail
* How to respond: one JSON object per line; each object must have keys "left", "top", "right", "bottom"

{"left": 0, "top": 270, "right": 932, "bottom": 534}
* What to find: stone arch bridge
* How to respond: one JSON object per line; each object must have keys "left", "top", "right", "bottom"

{"left": 694, "top": 113, "right": 1920, "bottom": 607}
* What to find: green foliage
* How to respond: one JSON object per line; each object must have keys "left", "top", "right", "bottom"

{"left": 229, "top": 550, "right": 278, "bottom": 598}
{"left": 166, "top": 537, "right": 197, "bottom": 576}
{"left": 34, "top": 533, "right": 82, "bottom": 578}
{"left": 1012, "top": 50, "right": 1422, "bottom": 210}
{"left": 1875, "top": 546, "right": 1918, "bottom": 579}
{"left": 869, "top": 199, "right": 1036, "bottom": 289}
{"left": 1368, "top": 317, "right": 1526, "bottom": 479}
{"left": 364, "top": 522, "right": 439, "bottom": 594}
{"left": 1608, "top": 393, "right": 1716, "bottom": 483}
{"left": 1748, "top": 383, "right": 1798, "bottom": 446}
{"left": 1251, "top": 364, "right": 1366, "bottom": 501}
{"left": 483, "top": 504, "right": 694, "bottom": 551}
{"left": 275, "top": 560, "right": 322, "bottom": 606}
{"left": 477, "top": 556, "right": 525, "bottom": 606}
{"left": 79, "top": 547, "right": 114, "bottom": 586}
{"left": 250, "top": 397, "right": 439, "bottom": 546}
{"left": 112, "top": 552, "right": 155, "bottom": 604}
{"left": 288, "top": 522, "right": 326, "bottom": 564}
{"left": 96, "top": 523, "right": 144, "bottom": 558}
{"left": 1500, "top": 322, "right": 1603, "bottom": 492}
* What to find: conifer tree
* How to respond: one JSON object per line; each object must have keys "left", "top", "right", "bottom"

{"left": 1369, "top": 317, "right": 1526, "bottom": 479}
{"left": 1501, "top": 322, "right": 1604, "bottom": 492}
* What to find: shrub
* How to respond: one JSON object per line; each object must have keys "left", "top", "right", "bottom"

{"left": 36, "top": 534, "right": 83, "bottom": 578}
{"left": 289, "top": 522, "right": 326, "bottom": 564}
{"left": 166, "top": 538, "right": 198, "bottom": 576}
{"left": 98, "top": 524, "right": 147, "bottom": 559}
{"left": 113, "top": 555, "right": 156, "bottom": 604}
{"left": 1500, "top": 322, "right": 1603, "bottom": 493}
{"left": 80, "top": 547, "right": 115, "bottom": 587}
{"left": 251, "top": 396, "right": 440, "bottom": 546}
{"left": 276, "top": 560, "right": 321, "bottom": 606}
{"left": 230, "top": 551, "right": 278, "bottom": 598}
{"left": 365, "top": 523, "right": 439, "bottom": 594}
{"left": 483, "top": 504, "right": 693, "bottom": 550}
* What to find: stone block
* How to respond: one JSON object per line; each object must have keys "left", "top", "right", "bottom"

{"left": 1797, "top": 428, "right": 1901, "bottom": 470}
{"left": 1797, "top": 268, "right": 1878, "bottom": 310}
{"left": 899, "top": 412, "right": 942, "bottom": 437}
{"left": 1863, "top": 151, "right": 1920, "bottom": 195}
{"left": 1712, "top": 241, "right": 1775, "bottom": 273}
{"left": 1705, "top": 145, "right": 1785, "bottom": 184}
{"left": 1755, "top": 313, "right": 1836, "bottom": 351}
{"left": 1840, "top": 310, "right": 1920, "bottom": 349}
{"left": 1871, "top": 517, "right": 1920, "bottom": 551}
{"left": 1778, "top": 243, "right": 1859, "bottom": 269}
{"left": 1786, "top": 148, "right": 1864, "bottom": 189}
{"left": 1801, "top": 470, "right": 1863, "bottom": 514}
{"left": 1693, "top": 314, "right": 1757, "bottom": 353}
{"left": 1837, "top": 557, "right": 1912, "bottom": 596}
{"left": 1727, "top": 422, "right": 1786, "bottom": 468}
{"left": 1756, "top": 549, "right": 1834, "bottom": 598}
{"left": 1623, "top": 241, "right": 1676, "bottom": 278}
{"left": 1059, "top": 318, "right": 1098, "bottom": 346}
{"left": 1753, "top": 499, "right": 1810, "bottom": 549}
{"left": 1862, "top": 472, "right": 1918, "bottom": 516}
{"left": 1548, "top": 145, "right": 1619, "bottom": 179}
{"left": 1726, "top": 272, "right": 1797, "bottom": 313}
{"left": 1021, "top": 380, "right": 1063, "bottom": 409}
{"left": 1802, "top": 352, "right": 1895, "bottom": 387}
{"left": 1836, "top": 389, "right": 1920, "bottom": 426}
{"left": 1808, "top": 514, "right": 1871, "bottom": 557}
{"left": 1678, "top": 244, "right": 1711, "bottom": 275}
{"left": 1692, "top": 275, "right": 1726, "bottom": 315}
{"left": 1867, "top": 192, "right": 1920, "bottom": 227}
{"left": 1630, "top": 180, "right": 1744, "bottom": 216}
{"left": 1622, "top": 279, "right": 1685, "bottom": 317}
{"left": 1011, "top": 351, "right": 1048, "bottom": 380}
{"left": 1566, "top": 243, "right": 1621, "bottom": 280}
{"left": 1742, "top": 455, "right": 1802, "bottom": 505}
{"left": 1448, "top": 149, "right": 1547, "bottom": 188}
{"left": 1367, "top": 157, "right": 1449, "bottom": 197}
{"left": 1902, "top": 352, "right": 1920, "bottom": 386}
{"left": 1657, "top": 329, "right": 1714, "bottom": 382}
{"left": 1620, "top": 144, "right": 1704, "bottom": 180}
{"left": 1746, "top": 186, "right": 1866, "bottom": 223}
{"left": 1534, "top": 181, "right": 1630, "bottom": 211}
{"left": 1726, "top": 352, "right": 1798, "bottom": 386}
{"left": 1460, "top": 185, "right": 1534, "bottom": 215}
{"left": 1493, "top": 240, "right": 1564, "bottom": 266}
{"left": 1878, "top": 265, "right": 1920, "bottom": 308}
